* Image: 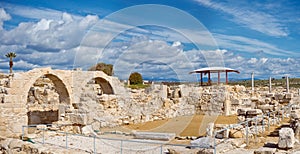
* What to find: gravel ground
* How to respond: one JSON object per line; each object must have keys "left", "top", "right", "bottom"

{"left": 33, "top": 133, "right": 192, "bottom": 154}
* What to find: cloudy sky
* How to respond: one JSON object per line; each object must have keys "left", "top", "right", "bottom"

{"left": 0, "top": 0, "right": 300, "bottom": 81}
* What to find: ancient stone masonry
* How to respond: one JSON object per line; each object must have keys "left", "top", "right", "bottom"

{"left": 0, "top": 68, "right": 125, "bottom": 137}
{"left": 1, "top": 67, "right": 300, "bottom": 140}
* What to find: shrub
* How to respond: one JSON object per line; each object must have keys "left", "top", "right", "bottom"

{"left": 129, "top": 72, "right": 143, "bottom": 85}
{"left": 88, "top": 63, "right": 113, "bottom": 76}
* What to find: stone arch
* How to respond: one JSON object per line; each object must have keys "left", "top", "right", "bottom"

{"left": 44, "top": 74, "right": 70, "bottom": 104}
{"left": 26, "top": 73, "right": 70, "bottom": 105}
{"left": 93, "top": 77, "right": 114, "bottom": 94}
{"left": 25, "top": 72, "right": 71, "bottom": 126}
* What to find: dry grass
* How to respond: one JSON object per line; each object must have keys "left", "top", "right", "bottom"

{"left": 125, "top": 119, "right": 169, "bottom": 130}
{"left": 123, "top": 115, "right": 238, "bottom": 137}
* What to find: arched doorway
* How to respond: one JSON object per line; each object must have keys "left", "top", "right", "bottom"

{"left": 94, "top": 77, "right": 114, "bottom": 95}
{"left": 26, "top": 74, "right": 70, "bottom": 125}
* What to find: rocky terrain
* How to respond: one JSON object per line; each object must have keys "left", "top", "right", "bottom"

{"left": 1, "top": 68, "right": 300, "bottom": 153}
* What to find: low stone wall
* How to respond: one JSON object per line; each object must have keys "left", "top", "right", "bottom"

{"left": 1, "top": 68, "right": 299, "bottom": 138}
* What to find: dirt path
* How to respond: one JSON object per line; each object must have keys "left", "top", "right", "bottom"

{"left": 102, "top": 115, "right": 237, "bottom": 137}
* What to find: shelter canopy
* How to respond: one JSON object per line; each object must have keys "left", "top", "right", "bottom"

{"left": 190, "top": 67, "right": 240, "bottom": 85}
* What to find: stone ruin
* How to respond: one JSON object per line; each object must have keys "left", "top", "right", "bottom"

{"left": 1, "top": 67, "right": 300, "bottom": 153}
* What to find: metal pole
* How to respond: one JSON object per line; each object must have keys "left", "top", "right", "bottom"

{"left": 246, "top": 121, "right": 249, "bottom": 146}
{"left": 43, "top": 129, "right": 45, "bottom": 144}
{"left": 214, "top": 133, "right": 217, "bottom": 154}
{"left": 160, "top": 144, "right": 163, "bottom": 154}
{"left": 94, "top": 135, "right": 96, "bottom": 154}
{"left": 268, "top": 112, "right": 270, "bottom": 131}
{"left": 22, "top": 126, "right": 24, "bottom": 141}
{"left": 66, "top": 132, "right": 68, "bottom": 149}
{"left": 120, "top": 140, "right": 123, "bottom": 154}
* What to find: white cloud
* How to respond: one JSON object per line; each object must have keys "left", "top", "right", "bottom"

{"left": 248, "top": 58, "right": 257, "bottom": 64}
{"left": 0, "top": 2, "right": 79, "bottom": 21}
{"left": 223, "top": 50, "right": 300, "bottom": 78}
{"left": 0, "top": 8, "right": 11, "bottom": 30}
{"left": 111, "top": 40, "right": 195, "bottom": 81}
{"left": 0, "top": 12, "right": 99, "bottom": 51}
{"left": 214, "top": 33, "right": 296, "bottom": 57}
{"left": 195, "top": 0, "right": 288, "bottom": 37}
{"left": 0, "top": 4, "right": 298, "bottom": 81}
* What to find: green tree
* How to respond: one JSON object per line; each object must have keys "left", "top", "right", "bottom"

{"left": 88, "top": 62, "right": 113, "bottom": 76}
{"left": 5, "top": 52, "right": 16, "bottom": 74}
{"left": 129, "top": 72, "right": 143, "bottom": 85}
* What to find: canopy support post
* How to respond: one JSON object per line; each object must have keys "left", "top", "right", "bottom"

{"left": 218, "top": 71, "right": 220, "bottom": 85}
{"left": 208, "top": 71, "right": 211, "bottom": 86}
{"left": 226, "top": 71, "right": 228, "bottom": 84}
{"left": 200, "top": 73, "right": 203, "bottom": 86}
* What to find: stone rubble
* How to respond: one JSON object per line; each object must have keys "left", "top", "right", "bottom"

{"left": 0, "top": 68, "right": 300, "bottom": 153}
{"left": 278, "top": 127, "right": 295, "bottom": 149}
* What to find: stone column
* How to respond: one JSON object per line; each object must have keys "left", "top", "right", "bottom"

{"left": 286, "top": 76, "right": 289, "bottom": 93}
{"left": 269, "top": 77, "right": 272, "bottom": 93}
{"left": 206, "top": 122, "right": 214, "bottom": 137}
{"left": 251, "top": 72, "right": 254, "bottom": 92}
{"left": 224, "top": 99, "right": 231, "bottom": 116}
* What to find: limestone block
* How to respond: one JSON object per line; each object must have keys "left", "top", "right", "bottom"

{"left": 190, "top": 137, "right": 214, "bottom": 148}
{"left": 22, "top": 134, "right": 37, "bottom": 141}
{"left": 229, "top": 129, "right": 243, "bottom": 138}
{"left": 215, "top": 129, "right": 229, "bottom": 139}
{"left": 254, "top": 147, "right": 277, "bottom": 154}
{"left": 257, "top": 105, "right": 273, "bottom": 112}
{"left": 285, "top": 93, "right": 293, "bottom": 99}
{"left": 91, "top": 121, "right": 101, "bottom": 130}
{"left": 246, "top": 109, "right": 262, "bottom": 116}
{"left": 133, "top": 131, "right": 175, "bottom": 141}
{"left": 266, "top": 93, "right": 274, "bottom": 98}
{"left": 237, "top": 116, "right": 245, "bottom": 123}
{"left": 81, "top": 125, "right": 97, "bottom": 136}
{"left": 230, "top": 138, "right": 244, "bottom": 147}
{"left": 278, "top": 127, "right": 295, "bottom": 149}
{"left": 206, "top": 123, "right": 214, "bottom": 137}
{"left": 3, "top": 95, "right": 25, "bottom": 104}
{"left": 8, "top": 139, "right": 23, "bottom": 150}
{"left": 36, "top": 124, "right": 47, "bottom": 130}
{"left": 265, "top": 98, "right": 271, "bottom": 104}
{"left": 69, "top": 113, "right": 87, "bottom": 125}
{"left": 8, "top": 120, "right": 25, "bottom": 134}
{"left": 231, "top": 99, "right": 240, "bottom": 105}
{"left": 237, "top": 108, "right": 247, "bottom": 116}
{"left": 270, "top": 100, "right": 278, "bottom": 105}
{"left": 291, "top": 110, "right": 300, "bottom": 120}
{"left": 275, "top": 94, "right": 284, "bottom": 100}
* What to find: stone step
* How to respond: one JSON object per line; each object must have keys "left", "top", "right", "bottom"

{"left": 132, "top": 131, "right": 176, "bottom": 141}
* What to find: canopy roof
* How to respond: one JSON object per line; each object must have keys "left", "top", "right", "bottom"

{"left": 189, "top": 67, "right": 240, "bottom": 74}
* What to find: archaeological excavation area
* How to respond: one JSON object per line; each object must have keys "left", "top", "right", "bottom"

{"left": 1, "top": 67, "right": 300, "bottom": 153}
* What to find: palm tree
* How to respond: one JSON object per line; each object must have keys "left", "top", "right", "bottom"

{"left": 5, "top": 52, "right": 16, "bottom": 74}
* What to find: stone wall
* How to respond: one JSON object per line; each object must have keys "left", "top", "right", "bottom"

{"left": 0, "top": 68, "right": 299, "bottom": 138}
{"left": 0, "top": 68, "right": 127, "bottom": 137}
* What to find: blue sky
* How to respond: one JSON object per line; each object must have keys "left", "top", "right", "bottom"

{"left": 0, "top": 0, "right": 300, "bottom": 81}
